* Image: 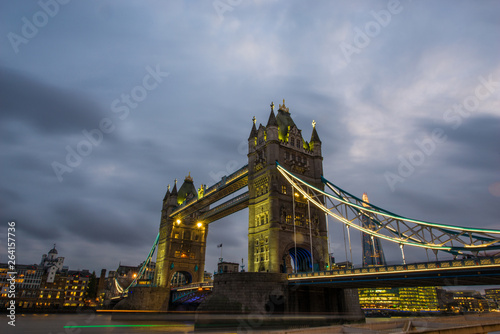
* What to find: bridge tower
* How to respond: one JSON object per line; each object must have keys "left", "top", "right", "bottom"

{"left": 154, "top": 175, "right": 208, "bottom": 288}
{"left": 247, "top": 100, "right": 329, "bottom": 273}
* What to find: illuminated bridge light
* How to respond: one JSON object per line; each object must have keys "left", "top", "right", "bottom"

{"left": 64, "top": 324, "right": 192, "bottom": 329}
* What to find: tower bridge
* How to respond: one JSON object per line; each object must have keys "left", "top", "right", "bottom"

{"left": 115, "top": 100, "right": 500, "bottom": 314}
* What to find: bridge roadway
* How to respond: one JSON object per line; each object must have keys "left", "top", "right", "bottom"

{"left": 288, "top": 256, "right": 500, "bottom": 288}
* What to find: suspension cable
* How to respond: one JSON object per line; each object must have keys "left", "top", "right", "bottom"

{"left": 308, "top": 193, "right": 314, "bottom": 272}
{"left": 326, "top": 212, "right": 331, "bottom": 269}
{"left": 292, "top": 186, "right": 297, "bottom": 273}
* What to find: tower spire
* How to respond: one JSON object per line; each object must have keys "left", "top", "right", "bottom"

{"left": 267, "top": 102, "right": 278, "bottom": 127}
{"left": 248, "top": 116, "right": 258, "bottom": 139}
{"left": 171, "top": 179, "right": 178, "bottom": 195}
{"left": 310, "top": 120, "right": 321, "bottom": 143}
{"left": 163, "top": 184, "right": 171, "bottom": 201}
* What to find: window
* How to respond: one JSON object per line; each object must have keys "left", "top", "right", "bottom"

{"left": 282, "top": 185, "right": 287, "bottom": 194}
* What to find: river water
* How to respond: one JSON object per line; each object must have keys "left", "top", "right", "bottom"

{"left": 0, "top": 313, "right": 196, "bottom": 334}
{"left": 2, "top": 313, "right": 499, "bottom": 334}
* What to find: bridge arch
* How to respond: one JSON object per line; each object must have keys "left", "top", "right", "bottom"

{"left": 281, "top": 243, "right": 322, "bottom": 273}
{"left": 170, "top": 270, "right": 193, "bottom": 287}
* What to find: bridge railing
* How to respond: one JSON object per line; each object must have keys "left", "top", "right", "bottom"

{"left": 170, "top": 282, "right": 214, "bottom": 291}
{"left": 288, "top": 256, "right": 500, "bottom": 280}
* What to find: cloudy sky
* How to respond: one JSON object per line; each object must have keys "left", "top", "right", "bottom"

{"left": 1, "top": 1, "right": 499, "bottom": 284}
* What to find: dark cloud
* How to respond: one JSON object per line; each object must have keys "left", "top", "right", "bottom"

{"left": 0, "top": 67, "right": 104, "bottom": 135}
{"left": 0, "top": 1, "right": 499, "bottom": 278}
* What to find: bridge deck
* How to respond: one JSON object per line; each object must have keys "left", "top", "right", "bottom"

{"left": 288, "top": 257, "right": 500, "bottom": 288}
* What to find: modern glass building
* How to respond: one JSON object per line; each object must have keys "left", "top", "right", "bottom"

{"left": 358, "top": 193, "right": 438, "bottom": 311}
{"left": 360, "top": 193, "right": 386, "bottom": 267}
{"left": 359, "top": 286, "right": 439, "bottom": 311}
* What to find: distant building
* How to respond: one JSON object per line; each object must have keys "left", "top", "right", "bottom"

{"left": 360, "top": 193, "right": 386, "bottom": 267}
{"left": 0, "top": 263, "right": 43, "bottom": 308}
{"left": 453, "top": 290, "right": 489, "bottom": 312}
{"left": 358, "top": 286, "right": 439, "bottom": 311}
{"left": 204, "top": 271, "right": 213, "bottom": 282}
{"left": 398, "top": 286, "right": 438, "bottom": 311}
{"left": 437, "top": 288, "right": 456, "bottom": 311}
{"left": 358, "top": 287, "right": 399, "bottom": 309}
{"left": 0, "top": 245, "right": 92, "bottom": 310}
{"left": 40, "top": 244, "right": 65, "bottom": 283}
{"left": 485, "top": 288, "right": 500, "bottom": 309}
{"left": 357, "top": 194, "right": 439, "bottom": 312}
{"left": 217, "top": 261, "right": 239, "bottom": 273}
{"left": 334, "top": 261, "right": 353, "bottom": 269}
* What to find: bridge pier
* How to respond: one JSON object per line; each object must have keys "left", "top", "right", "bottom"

{"left": 114, "top": 286, "right": 170, "bottom": 310}
{"left": 287, "top": 285, "right": 363, "bottom": 318}
{"left": 197, "top": 272, "right": 364, "bottom": 322}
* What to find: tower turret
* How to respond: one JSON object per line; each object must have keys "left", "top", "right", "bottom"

{"left": 248, "top": 116, "right": 258, "bottom": 154}
{"left": 266, "top": 102, "right": 279, "bottom": 142}
{"left": 177, "top": 173, "right": 197, "bottom": 205}
{"left": 309, "top": 120, "right": 322, "bottom": 156}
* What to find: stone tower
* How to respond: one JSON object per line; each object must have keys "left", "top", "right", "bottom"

{"left": 154, "top": 174, "right": 208, "bottom": 287}
{"left": 247, "top": 100, "right": 329, "bottom": 273}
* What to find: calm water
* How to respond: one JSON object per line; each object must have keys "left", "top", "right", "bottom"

{"left": 0, "top": 313, "right": 196, "bottom": 334}
{"left": 3, "top": 313, "right": 499, "bottom": 334}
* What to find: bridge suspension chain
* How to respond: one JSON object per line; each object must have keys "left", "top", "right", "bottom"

{"left": 276, "top": 162, "right": 500, "bottom": 255}
{"left": 114, "top": 233, "right": 160, "bottom": 295}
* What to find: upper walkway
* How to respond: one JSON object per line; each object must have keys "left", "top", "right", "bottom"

{"left": 170, "top": 165, "right": 249, "bottom": 220}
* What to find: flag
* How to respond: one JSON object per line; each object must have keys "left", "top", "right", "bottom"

{"left": 217, "top": 243, "right": 222, "bottom": 248}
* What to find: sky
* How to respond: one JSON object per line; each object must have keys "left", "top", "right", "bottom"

{"left": 1, "top": 0, "right": 499, "bottom": 291}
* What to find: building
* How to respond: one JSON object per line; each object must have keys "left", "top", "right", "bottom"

{"left": 485, "top": 288, "right": 500, "bottom": 309}
{"left": 0, "top": 263, "right": 44, "bottom": 309}
{"left": 357, "top": 193, "right": 440, "bottom": 312}
{"left": 398, "top": 287, "right": 439, "bottom": 311}
{"left": 358, "top": 286, "right": 439, "bottom": 311}
{"left": 1, "top": 245, "right": 94, "bottom": 310}
{"left": 360, "top": 193, "right": 386, "bottom": 267}
{"left": 453, "top": 290, "right": 490, "bottom": 312}
{"left": 217, "top": 261, "right": 239, "bottom": 273}
{"left": 358, "top": 287, "right": 399, "bottom": 309}
{"left": 40, "top": 244, "right": 65, "bottom": 283}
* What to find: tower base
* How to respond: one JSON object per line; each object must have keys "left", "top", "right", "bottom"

{"left": 113, "top": 286, "right": 170, "bottom": 311}
{"left": 196, "top": 272, "right": 364, "bottom": 331}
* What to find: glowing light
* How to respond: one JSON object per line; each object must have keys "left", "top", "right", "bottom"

{"left": 197, "top": 222, "right": 203, "bottom": 228}
{"left": 64, "top": 324, "right": 190, "bottom": 329}
{"left": 132, "top": 273, "right": 137, "bottom": 278}
{"left": 176, "top": 219, "right": 181, "bottom": 225}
